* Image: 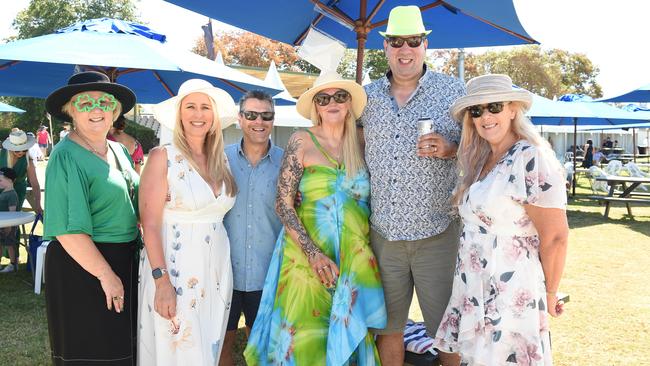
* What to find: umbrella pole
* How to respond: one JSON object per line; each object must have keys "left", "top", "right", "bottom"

{"left": 572, "top": 118, "right": 577, "bottom": 197}
{"left": 633, "top": 128, "right": 637, "bottom": 162}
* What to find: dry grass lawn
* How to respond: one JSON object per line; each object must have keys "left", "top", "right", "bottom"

{"left": 1, "top": 171, "right": 649, "bottom": 365}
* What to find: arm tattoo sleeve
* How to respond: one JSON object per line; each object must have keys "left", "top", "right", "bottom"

{"left": 275, "top": 136, "right": 322, "bottom": 261}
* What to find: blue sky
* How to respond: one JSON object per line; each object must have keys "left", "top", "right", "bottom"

{"left": 1, "top": 0, "right": 649, "bottom": 98}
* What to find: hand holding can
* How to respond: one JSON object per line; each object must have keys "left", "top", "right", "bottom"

{"left": 417, "top": 118, "right": 436, "bottom": 156}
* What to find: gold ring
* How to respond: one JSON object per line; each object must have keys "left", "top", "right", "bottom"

{"left": 433, "top": 147, "right": 438, "bottom": 152}
{"left": 317, "top": 269, "right": 323, "bottom": 273}
{"left": 112, "top": 296, "right": 124, "bottom": 301}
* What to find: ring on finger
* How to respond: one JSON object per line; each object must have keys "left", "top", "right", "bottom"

{"left": 433, "top": 146, "right": 438, "bottom": 152}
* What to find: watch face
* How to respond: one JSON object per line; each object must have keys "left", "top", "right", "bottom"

{"left": 152, "top": 268, "right": 163, "bottom": 279}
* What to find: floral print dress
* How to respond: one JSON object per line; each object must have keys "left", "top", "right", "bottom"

{"left": 138, "top": 144, "right": 235, "bottom": 366}
{"left": 433, "top": 141, "right": 566, "bottom": 366}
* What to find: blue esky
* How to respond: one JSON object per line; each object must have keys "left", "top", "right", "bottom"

{"left": 1, "top": 0, "right": 649, "bottom": 98}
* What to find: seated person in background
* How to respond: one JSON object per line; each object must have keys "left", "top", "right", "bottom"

{"left": 0, "top": 167, "right": 19, "bottom": 273}
{"left": 593, "top": 147, "right": 607, "bottom": 166}
{"left": 614, "top": 140, "right": 619, "bottom": 148}
{"left": 602, "top": 136, "right": 613, "bottom": 149}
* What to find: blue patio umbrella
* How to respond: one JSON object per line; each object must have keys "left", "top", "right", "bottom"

{"left": 0, "top": 101, "right": 25, "bottom": 113}
{"left": 0, "top": 18, "right": 280, "bottom": 109}
{"left": 597, "top": 83, "right": 650, "bottom": 103}
{"left": 165, "top": 0, "right": 537, "bottom": 82}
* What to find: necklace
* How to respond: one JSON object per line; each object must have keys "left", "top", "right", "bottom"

{"left": 74, "top": 130, "right": 108, "bottom": 157}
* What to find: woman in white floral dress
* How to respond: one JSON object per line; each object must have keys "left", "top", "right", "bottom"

{"left": 433, "top": 74, "right": 569, "bottom": 366}
{"left": 138, "top": 79, "right": 238, "bottom": 365}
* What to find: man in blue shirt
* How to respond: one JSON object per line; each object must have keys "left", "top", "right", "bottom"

{"left": 220, "top": 90, "right": 283, "bottom": 365}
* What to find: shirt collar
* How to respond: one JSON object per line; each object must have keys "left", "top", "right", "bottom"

{"left": 237, "top": 138, "right": 275, "bottom": 163}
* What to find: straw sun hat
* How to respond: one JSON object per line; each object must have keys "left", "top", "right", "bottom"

{"left": 449, "top": 74, "right": 533, "bottom": 123}
{"left": 2, "top": 130, "right": 36, "bottom": 151}
{"left": 153, "top": 79, "right": 237, "bottom": 131}
{"left": 296, "top": 72, "right": 367, "bottom": 122}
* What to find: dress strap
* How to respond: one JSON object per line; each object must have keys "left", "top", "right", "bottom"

{"left": 305, "top": 129, "right": 340, "bottom": 168}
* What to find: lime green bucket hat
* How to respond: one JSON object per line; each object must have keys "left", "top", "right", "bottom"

{"left": 379, "top": 5, "right": 432, "bottom": 37}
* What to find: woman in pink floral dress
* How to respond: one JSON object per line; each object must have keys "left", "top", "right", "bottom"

{"left": 433, "top": 74, "right": 569, "bottom": 366}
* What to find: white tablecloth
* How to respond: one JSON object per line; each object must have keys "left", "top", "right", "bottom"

{"left": 0, "top": 212, "right": 35, "bottom": 228}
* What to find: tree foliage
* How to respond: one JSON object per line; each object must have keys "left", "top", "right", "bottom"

{"left": 430, "top": 45, "right": 602, "bottom": 99}
{"left": 193, "top": 31, "right": 319, "bottom": 74}
{"left": 1, "top": 0, "right": 139, "bottom": 134}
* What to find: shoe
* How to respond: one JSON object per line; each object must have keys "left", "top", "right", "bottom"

{"left": 0, "top": 264, "right": 16, "bottom": 273}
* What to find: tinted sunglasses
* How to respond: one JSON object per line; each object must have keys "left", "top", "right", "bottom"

{"left": 313, "top": 90, "right": 351, "bottom": 106}
{"left": 386, "top": 36, "right": 425, "bottom": 48}
{"left": 467, "top": 102, "right": 508, "bottom": 118}
{"left": 241, "top": 110, "right": 275, "bottom": 121}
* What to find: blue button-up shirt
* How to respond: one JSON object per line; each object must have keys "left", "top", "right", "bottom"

{"left": 360, "top": 68, "right": 466, "bottom": 241}
{"left": 224, "top": 140, "right": 283, "bottom": 291}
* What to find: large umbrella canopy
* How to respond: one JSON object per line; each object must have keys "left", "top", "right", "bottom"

{"left": 0, "top": 101, "right": 25, "bottom": 113}
{"left": 597, "top": 83, "right": 650, "bottom": 103}
{"left": 526, "top": 92, "right": 650, "bottom": 195}
{"left": 165, "top": 0, "right": 537, "bottom": 82}
{"left": 0, "top": 18, "right": 280, "bottom": 105}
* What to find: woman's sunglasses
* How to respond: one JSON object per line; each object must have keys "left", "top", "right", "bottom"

{"left": 386, "top": 36, "right": 425, "bottom": 48}
{"left": 313, "top": 90, "right": 351, "bottom": 106}
{"left": 467, "top": 102, "right": 508, "bottom": 118}
{"left": 241, "top": 110, "right": 275, "bottom": 121}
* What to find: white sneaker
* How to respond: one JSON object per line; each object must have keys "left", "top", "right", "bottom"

{"left": 0, "top": 264, "right": 16, "bottom": 273}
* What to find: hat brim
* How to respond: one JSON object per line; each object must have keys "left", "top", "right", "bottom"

{"left": 2, "top": 135, "right": 36, "bottom": 151}
{"left": 378, "top": 30, "right": 432, "bottom": 38}
{"left": 450, "top": 90, "right": 533, "bottom": 123}
{"left": 45, "top": 82, "right": 136, "bottom": 122}
{"left": 296, "top": 80, "right": 367, "bottom": 122}
{"left": 153, "top": 87, "right": 237, "bottom": 131}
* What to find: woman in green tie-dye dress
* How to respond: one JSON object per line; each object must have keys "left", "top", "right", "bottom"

{"left": 244, "top": 73, "right": 386, "bottom": 365}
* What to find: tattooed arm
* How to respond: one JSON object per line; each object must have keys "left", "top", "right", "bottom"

{"left": 275, "top": 133, "right": 322, "bottom": 260}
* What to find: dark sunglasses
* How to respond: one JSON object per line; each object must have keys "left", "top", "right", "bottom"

{"left": 241, "top": 110, "right": 275, "bottom": 121}
{"left": 467, "top": 102, "right": 508, "bottom": 118}
{"left": 386, "top": 36, "right": 425, "bottom": 48}
{"left": 313, "top": 90, "right": 351, "bottom": 106}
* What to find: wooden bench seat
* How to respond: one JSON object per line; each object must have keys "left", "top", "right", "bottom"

{"left": 588, "top": 196, "right": 650, "bottom": 204}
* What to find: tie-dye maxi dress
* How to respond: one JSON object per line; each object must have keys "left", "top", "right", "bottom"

{"left": 244, "top": 146, "right": 386, "bottom": 365}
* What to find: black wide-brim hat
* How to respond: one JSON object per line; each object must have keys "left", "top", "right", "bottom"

{"left": 45, "top": 71, "right": 136, "bottom": 121}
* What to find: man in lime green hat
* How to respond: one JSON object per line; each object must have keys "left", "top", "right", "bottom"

{"left": 359, "top": 5, "right": 465, "bottom": 366}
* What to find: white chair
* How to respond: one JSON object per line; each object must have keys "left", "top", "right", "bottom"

{"left": 34, "top": 241, "right": 51, "bottom": 294}
{"left": 624, "top": 162, "right": 650, "bottom": 191}
{"left": 604, "top": 160, "right": 623, "bottom": 176}
{"left": 588, "top": 166, "right": 609, "bottom": 193}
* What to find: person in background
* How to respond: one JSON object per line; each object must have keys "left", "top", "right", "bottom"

{"left": 108, "top": 116, "right": 145, "bottom": 174}
{"left": 1, "top": 129, "right": 43, "bottom": 214}
{"left": 581, "top": 139, "right": 594, "bottom": 168}
{"left": 602, "top": 136, "right": 613, "bottom": 149}
{"left": 43, "top": 71, "right": 139, "bottom": 365}
{"left": 0, "top": 167, "right": 19, "bottom": 273}
{"left": 359, "top": 6, "right": 464, "bottom": 365}
{"left": 59, "top": 122, "right": 71, "bottom": 141}
{"left": 27, "top": 132, "right": 45, "bottom": 162}
{"left": 434, "top": 74, "right": 568, "bottom": 365}
{"left": 138, "top": 79, "right": 237, "bottom": 365}
{"left": 36, "top": 125, "right": 52, "bottom": 158}
{"left": 244, "top": 73, "right": 386, "bottom": 364}
{"left": 219, "top": 90, "right": 283, "bottom": 366}
{"left": 592, "top": 147, "right": 607, "bottom": 166}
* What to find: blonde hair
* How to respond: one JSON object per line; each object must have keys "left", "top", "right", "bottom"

{"left": 172, "top": 93, "right": 237, "bottom": 196}
{"left": 310, "top": 102, "right": 365, "bottom": 178}
{"left": 453, "top": 101, "right": 560, "bottom": 204}
{"left": 62, "top": 92, "right": 123, "bottom": 123}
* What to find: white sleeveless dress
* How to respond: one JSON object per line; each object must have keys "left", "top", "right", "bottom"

{"left": 138, "top": 144, "right": 235, "bottom": 366}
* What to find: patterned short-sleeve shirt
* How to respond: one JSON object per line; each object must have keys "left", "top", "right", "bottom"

{"left": 360, "top": 68, "right": 466, "bottom": 241}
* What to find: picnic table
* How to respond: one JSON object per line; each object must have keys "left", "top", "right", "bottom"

{"left": 589, "top": 176, "right": 650, "bottom": 218}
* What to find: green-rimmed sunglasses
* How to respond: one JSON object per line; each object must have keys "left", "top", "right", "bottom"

{"left": 73, "top": 93, "right": 118, "bottom": 113}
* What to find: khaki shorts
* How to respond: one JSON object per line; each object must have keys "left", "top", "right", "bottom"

{"left": 370, "top": 219, "right": 460, "bottom": 337}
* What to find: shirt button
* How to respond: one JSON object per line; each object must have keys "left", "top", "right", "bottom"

{"left": 248, "top": 245, "right": 251, "bottom": 248}
{"left": 395, "top": 134, "right": 399, "bottom": 138}
{"left": 247, "top": 224, "right": 251, "bottom": 228}
{"left": 248, "top": 204, "right": 252, "bottom": 208}
{"left": 393, "top": 178, "right": 397, "bottom": 183}
{"left": 394, "top": 156, "right": 398, "bottom": 160}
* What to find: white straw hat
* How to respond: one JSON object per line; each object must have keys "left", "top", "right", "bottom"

{"left": 153, "top": 79, "right": 237, "bottom": 130}
{"left": 2, "top": 130, "right": 36, "bottom": 151}
{"left": 450, "top": 74, "right": 533, "bottom": 122}
{"left": 296, "top": 72, "right": 367, "bottom": 122}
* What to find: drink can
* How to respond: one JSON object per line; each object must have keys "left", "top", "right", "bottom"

{"left": 417, "top": 118, "right": 434, "bottom": 136}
